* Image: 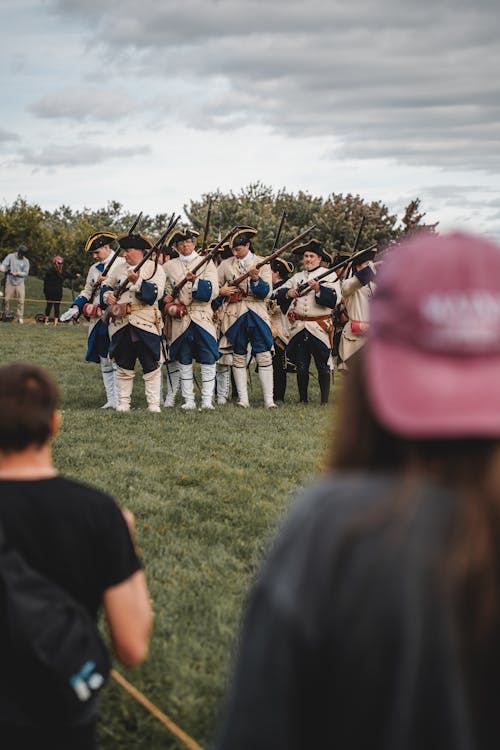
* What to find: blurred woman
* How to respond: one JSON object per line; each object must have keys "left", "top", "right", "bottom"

{"left": 215, "top": 231, "right": 500, "bottom": 750}
{"left": 43, "top": 256, "right": 66, "bottom": 326}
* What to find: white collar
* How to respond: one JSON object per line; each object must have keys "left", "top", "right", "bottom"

{"left": 179, "top": 250, "right": 199, "bottom": 264}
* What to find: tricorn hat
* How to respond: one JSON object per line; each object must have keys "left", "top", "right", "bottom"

{"left": 85, "top": 232, "right": 118, "bottom": 253}
{"left": 168, "top": 228, "right": 200, "bottom": 246}
{"left": 208, "top": 241, "right": 232, "bottom": 260}
{"left": 118, "top": 233, "right": 153, "bottom": 252}
{"left": 230, "top": 227, "right": 257, "bottom": 249}
{"left": 16, "top": 245, "right": 28, "bottom": 255}
{"left": 292, "top": 238, "right": 330, "bottom": 263}
{"left": 271, "top": 257, "right": 294, "bottom": 279}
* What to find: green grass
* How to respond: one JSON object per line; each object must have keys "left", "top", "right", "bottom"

{"left": 0, "top": 312, "right": 339, "bottom": 749}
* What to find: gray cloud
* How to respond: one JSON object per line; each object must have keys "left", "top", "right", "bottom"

{"left": 0, "top": 127, "right": 19, "bottom": 143}
{"left": 30, "top": 87, "right": 139, "bottom": 122}
{"left": 49, "top": 0, "right": 500, "bottom": 175}
{"left": 18, "top": 142, "right": 150, "bottom": 167}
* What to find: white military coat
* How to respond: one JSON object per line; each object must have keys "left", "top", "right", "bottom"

{"left": 281, "top": 267, "right": 341, "bottom": 351}
{"left": 339, "top": 265, "right": 376, "bottom": 362}
{"left": 103, "top": 259, "right": 165, "bottom": 339}
{"left": 163, "top": 255, "right": 219, "bottom": 345}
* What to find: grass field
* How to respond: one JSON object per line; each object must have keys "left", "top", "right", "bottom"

{"left": 0, "top": 277, "right": 339, "bottom": 749}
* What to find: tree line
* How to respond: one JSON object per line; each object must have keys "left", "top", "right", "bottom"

{"left": 0, "top": 184, "right": 436, "bottom": 280}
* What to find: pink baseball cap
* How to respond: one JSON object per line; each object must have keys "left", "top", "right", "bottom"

{"left": 365, "top": 231, "right": 500, "bottom": 437}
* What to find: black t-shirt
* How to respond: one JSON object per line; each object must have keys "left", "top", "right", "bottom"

{"left": 0, "top": 475, "right": 142, "bottom": 726}
{"left": 215, "top": 472, "right": 500, "bottom": 750}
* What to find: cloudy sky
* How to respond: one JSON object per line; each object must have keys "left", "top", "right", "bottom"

{"left": 2, "top": 0, "right": 499, "bottom": 238}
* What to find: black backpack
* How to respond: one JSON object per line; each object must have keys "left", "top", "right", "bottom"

{"left": 0, "top": 520, "right": 111, "bottom": 719}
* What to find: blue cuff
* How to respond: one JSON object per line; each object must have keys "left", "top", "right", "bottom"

{"left": 72, "top": 295, "right": 88, "bottom": 310}
{"left": 315, "top": 285, "right": 337, "bottom": 308}
{"left": 211, "top": 295, "right": 223, "bottom": 311}
{"left": 136, "top": 280, "right": 158, "bottom": 305}
{"left": 193, "top": 279, "right": 212, "bottom": 302}
{"left": 250, "top": 277, "right": 270, "bottom": 299}
{"left": 355, "top": 266, "right": 376, "bottom": 286}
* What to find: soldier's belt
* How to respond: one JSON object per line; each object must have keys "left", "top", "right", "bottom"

{"left": 227, "top": 290, "right": 247, "bottom": 304}
{"left": 292, "top": 313, "right": 331, "bottom": 322}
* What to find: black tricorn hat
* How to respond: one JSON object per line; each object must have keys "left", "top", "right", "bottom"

{"left": 230, "top": 226, "right": 257, "bottom": 249}
{"left": 168, "top": 228, "right": 199, "bottom": 246}
{"left": 118, "top": 233, "right": 153, "bottom": 251}
{"left": 292, "top": 238, "right": 330, "bottom": 263}
{"left": 271, "top": 257, "right": 294, "bottom": 279}
{"left": 208, "top": 241, "right": 232, "bottom": 260}
{"left": 352, "top": 246, "right": 377, "bottom": 267}
{"left": 332, "top": 252, "right": 351, "bottom": 267}
{"left": 84, "top": 232, "right": 118, "bottom": 253}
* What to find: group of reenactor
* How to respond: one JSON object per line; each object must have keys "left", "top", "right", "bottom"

{"left": 62, "top": 219, "right": 378, "bottom": 411}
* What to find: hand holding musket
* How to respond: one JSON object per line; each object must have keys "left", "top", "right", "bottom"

{"left": 226, "top": 224, "right": 317, "bottom": 294}
{"left": 294, "top": 243, "right": 377, "bottom": 298}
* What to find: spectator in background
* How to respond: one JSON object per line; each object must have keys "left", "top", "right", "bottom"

{"left": 0, "top": 245, "right": 30, "bottom": 324}
{"left": 215, "top": 231, "right": 500, "bottom": 750}
{"left": 43, "top": 256, "right": 69, "bottom": 326}
{"left": 0, "top": 362, "right": 153, "bottom": 749}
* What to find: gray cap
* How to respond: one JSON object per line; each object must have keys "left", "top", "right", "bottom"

{"left": 17, "top": 245, "right": 28, "bottom": 254}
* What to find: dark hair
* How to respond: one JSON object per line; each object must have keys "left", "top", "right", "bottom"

{"left": 330, "top": 351, "right": 500, "bottom": 650}
{"left": 0, "top": 363, "right": 60, "bottom": 453}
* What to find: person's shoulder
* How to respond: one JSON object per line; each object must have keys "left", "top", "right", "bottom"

{"left": 259, "top": 473, "right": 400, "bottom": 600}
{"left": 285, "top": 472, "right": 392, "bottom": 528}
{"left": 53, "top": 475, "right": 117, "bottom": 509}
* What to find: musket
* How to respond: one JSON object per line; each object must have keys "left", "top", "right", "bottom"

{"left": 169, "top": 225, "right": 241, "bottom": 300}
{"left": 87, "top": 210, "right": 144, "bottom": 302}
{"left": 128, "top": 210, "right": 143, "bottom": 236}
{"left": 228, "top": 224, "right": 316, "bottom": 290}
{"left": 101, "top": 216, "right": 181, "bottom": 323}
{"left": 200, "top": 197, "right": 213, "bottom": 255}
{"left": 340, "top": 216, "right": 366, "bottom": 282}
{"left": 295, "top": 243, "right": 377, "bottom": 297}
{"left": 352, "top": 216, "right": 365, "bottom": 255}
{"left": 271, "top": 211, "right": 287, "bottom": 252}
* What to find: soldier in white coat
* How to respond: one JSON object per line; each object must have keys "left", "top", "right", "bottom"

{"left": 215, "top": 227, "right": 276, "bottom": 408}
{"left": 61, "top": 231, "right": 125, "bottom": 409}
{"left": 277, "top": 239, "right": 340, "bottom": 405}
{"left": 162, "top": 228, "right": 220, "bottom": 410}
{"left": 339, "top": 247, "right": 377, "bottom": 369}
{"left": 102, "top": 234, "right": 166, "bottom": 412}
{"left": 269, "top": 257, "right": 295, "bottom": 404}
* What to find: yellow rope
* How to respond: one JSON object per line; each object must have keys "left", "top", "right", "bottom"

{"left": 111, "top": 669, "right": 203, "bottom": 750}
